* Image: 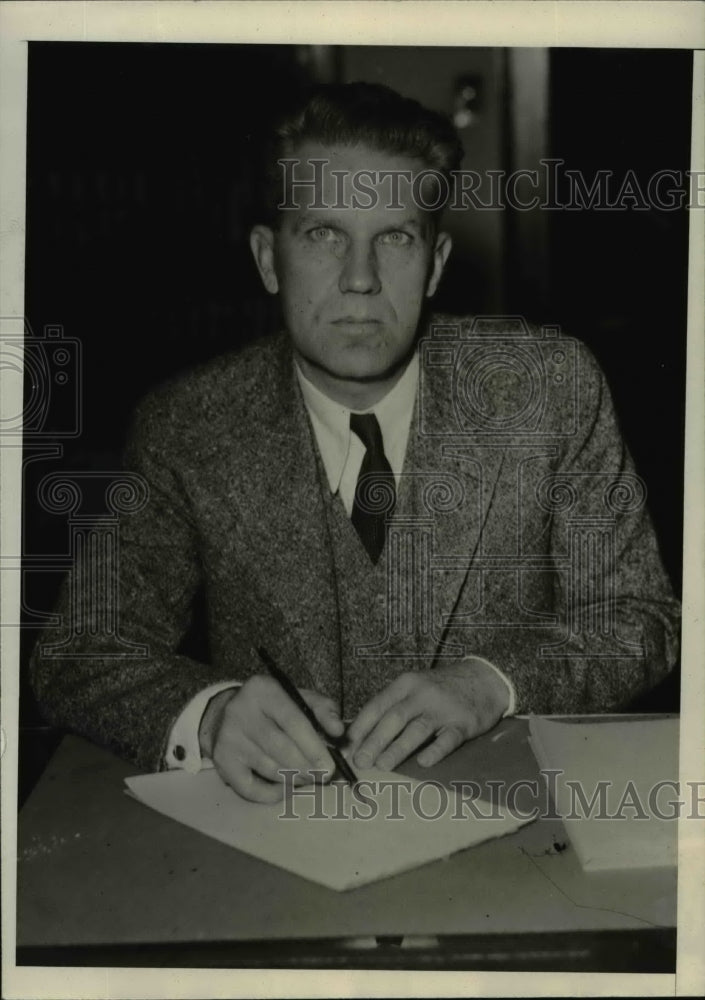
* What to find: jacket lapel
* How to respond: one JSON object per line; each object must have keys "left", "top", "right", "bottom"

{"left": 232, "top": 336, "right": 342, "bottom": 699}
{"left": 401, "top": 333, "right": 506, "bottom": 660}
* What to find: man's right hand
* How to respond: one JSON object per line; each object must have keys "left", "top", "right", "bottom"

{"left": 198, "top": 675, "right": 345, "bottom": 802}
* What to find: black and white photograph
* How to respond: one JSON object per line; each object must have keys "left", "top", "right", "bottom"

{"left": 1, "top": 2, "right": 703, "bottom": 997}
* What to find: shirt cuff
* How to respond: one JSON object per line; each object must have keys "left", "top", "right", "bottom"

{"left": 463, "top": 655, "right": 516, "bottom": 718}
{"left": 165, "top": 680, "right": 241, "bottom": 773}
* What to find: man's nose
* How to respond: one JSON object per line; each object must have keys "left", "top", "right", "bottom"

{"left": 338, "top": 243, "right": 381, "bottom": 294}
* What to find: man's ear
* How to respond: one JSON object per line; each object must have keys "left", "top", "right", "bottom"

{"left": 249, "top": 225, "right": 279, "bottom": 294}
{"left": 426, "top": 230, "right": 452, "bottom": 298}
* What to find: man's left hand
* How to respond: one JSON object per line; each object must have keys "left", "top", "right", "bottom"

{"left": 347, "top": 660, "right": 510, "bottom": 771}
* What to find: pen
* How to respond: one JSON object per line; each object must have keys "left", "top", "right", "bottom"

{"left": 257, "top": 646, "right": 359, "bottom": 787}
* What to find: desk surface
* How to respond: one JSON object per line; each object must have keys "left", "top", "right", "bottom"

{"left": 16, "top": 717, "right": 677, "bottom": 970}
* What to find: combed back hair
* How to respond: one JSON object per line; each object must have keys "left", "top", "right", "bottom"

{"left": 260, "top": 81, "right": 464, "bottom": 225}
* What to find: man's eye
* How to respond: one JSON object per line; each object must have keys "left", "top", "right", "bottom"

{"left": 377, "top": 231, "right": 413, "bottom": 247}
{"left": 307, "top": 227, "right": 339, "bottom": 242}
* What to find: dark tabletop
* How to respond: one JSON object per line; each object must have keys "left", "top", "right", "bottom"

{"left": 15, "top": 716, "right": 677, "bottom": 970}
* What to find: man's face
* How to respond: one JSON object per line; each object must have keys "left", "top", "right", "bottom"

{"left": 250, "top": 142, "right": 452, "bottom": 389}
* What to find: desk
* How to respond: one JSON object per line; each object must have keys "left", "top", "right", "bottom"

{"left": 16, "top": 717, "right": 677, "bottom": 971}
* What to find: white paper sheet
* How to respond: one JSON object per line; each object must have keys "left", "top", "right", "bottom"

{"left": 125, "top": 766, "right": 533, "bottom": 891}
{"left": 528, "top": 716, "right": 679, "bottom": 871}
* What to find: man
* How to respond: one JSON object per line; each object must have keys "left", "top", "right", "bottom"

{"left": 31, "top": 83, "right": 680, "bottom": 803}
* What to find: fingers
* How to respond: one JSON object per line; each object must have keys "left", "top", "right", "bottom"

{"left": 216, "top": 755, "right": 290, "bottom": 804}
{"left": 348, "top": 673, "right": 440, "bottom": 770}
{"left": 249, "top": 725, "right": 322, "bottom": 783}
{"left": 376, "top": 715, "right": 436, "bottom": 771}
{"left": 210, "top": 675, "right": 342, "bottom": 802}
{"left": 347, "top": 673, "right": 417, "bottom": 760}
{"left": 416, "top": 725, "right": 466, "bottom": 768}
{"left": 351, "top": 701, "right": 413, "bottom": 769}
{"left": 300, "top": 690, "right": 346, "bottom": 741}
{"left": 211, "top": 724, "right": 289, "bottom": 801}
{"left": 347, "top": 670, "right": 494, "bottom": 770}
{"left": 264, "top": 689, "right": 336, "bottom": 775}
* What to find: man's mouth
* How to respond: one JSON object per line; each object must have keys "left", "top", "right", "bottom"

{"left": 332, "top": 317, "right": 382, "bottom": 329}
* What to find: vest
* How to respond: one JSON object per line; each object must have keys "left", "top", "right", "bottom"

{"left": 314, "top": 447, "right": 436, "bottom": 719}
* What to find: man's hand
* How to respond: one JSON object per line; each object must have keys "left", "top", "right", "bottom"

{"left": 199, "top": 675, "right": 344, "bottom": 802}
{"left": 347, "top": 660, "right": 510, "bottom": 772}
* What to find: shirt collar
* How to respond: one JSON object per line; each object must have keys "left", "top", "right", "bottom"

{"left": 295, "top": 351, "right": 419, "bottom": 494}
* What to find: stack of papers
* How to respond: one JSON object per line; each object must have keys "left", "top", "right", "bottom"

{"left": 528, "top": 716, "right": 679, "bottom": 871}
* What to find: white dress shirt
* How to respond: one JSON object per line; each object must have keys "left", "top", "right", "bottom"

{"left": 165, "top": 352, "right": 515, "bottom": 772}
{"left": 296, "top": 350, "right": 418, "bottom": 513}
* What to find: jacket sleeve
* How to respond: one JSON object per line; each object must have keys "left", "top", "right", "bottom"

{"left": 479, "top": 342, "right": 681, "bottom": 714}
{"left": 29, "top": 392, "right": 234, "bottom": 772}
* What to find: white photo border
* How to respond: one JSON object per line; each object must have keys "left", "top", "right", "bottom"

{"left": 1, "top": 3, "right": 703, "bottom": 998}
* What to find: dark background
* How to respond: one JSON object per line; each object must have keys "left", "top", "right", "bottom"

{"left": 19, "top": 44, "right": 692, "bottom": 800}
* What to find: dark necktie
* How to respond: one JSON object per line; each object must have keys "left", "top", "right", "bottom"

{"left": 350, "top": 412, "right": 396, "bottom": 564}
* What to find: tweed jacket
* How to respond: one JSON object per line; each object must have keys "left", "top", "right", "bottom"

{"left": 31, "top": 316, "right": 681, "bottom": 771}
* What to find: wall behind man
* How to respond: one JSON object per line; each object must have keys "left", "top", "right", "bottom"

{"left": 546, "top": 48, "right": 691, "bottom": 604}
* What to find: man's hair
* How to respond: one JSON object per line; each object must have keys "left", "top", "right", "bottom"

{"left": 260, "top": 81, "right": 464, "bottom": 225}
